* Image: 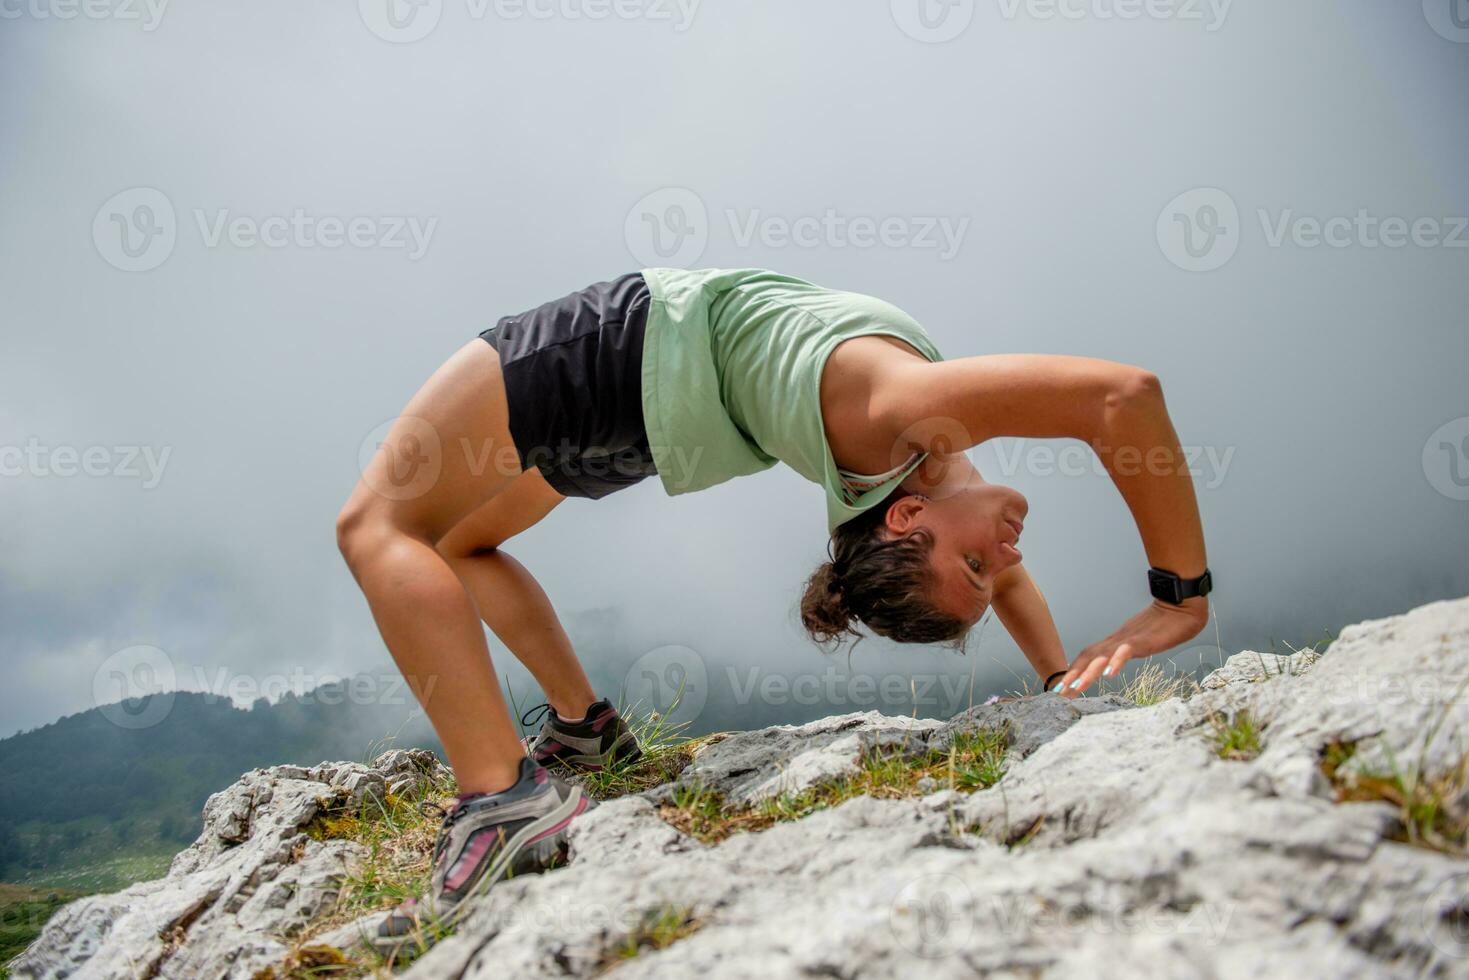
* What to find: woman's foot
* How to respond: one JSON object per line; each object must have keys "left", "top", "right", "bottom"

{"left": 522, "top": 697, "right": 642, "bottom": 772}
{"left": 373, "top": 758, "right": 592, "bottom": 952}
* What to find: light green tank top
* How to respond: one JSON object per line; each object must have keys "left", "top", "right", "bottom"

{"left": 639, "top": 268, "right": 945, "bottom": 532}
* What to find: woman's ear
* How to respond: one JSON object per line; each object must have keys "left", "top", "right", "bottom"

{"left": 884, "top": 494, "right": 928, "bottom": 535}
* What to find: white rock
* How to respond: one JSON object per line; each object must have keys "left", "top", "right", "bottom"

{"left": 14, "top": 602, "right": 1469, "bottom": 979}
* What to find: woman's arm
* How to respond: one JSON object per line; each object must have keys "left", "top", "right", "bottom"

{"left": 991, "top": 564, "right": 1070, "bottom": 691}
{"left": 880, "top": 354, "right": 1210, "bottom": 692}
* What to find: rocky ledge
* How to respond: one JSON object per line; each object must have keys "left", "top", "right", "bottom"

{"left": 12, "top": 596, "right": 1469, "bottom": 979}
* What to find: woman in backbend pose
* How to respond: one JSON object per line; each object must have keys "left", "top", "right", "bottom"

{"left": 336, "top": 268, "right": 1212, "bottom": 945}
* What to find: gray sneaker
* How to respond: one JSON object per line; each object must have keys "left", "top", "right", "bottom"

{"left": 374, "top": 758, "right": 592, "bottom": 951}
{"left": 521, "top": 698, "right": 642, "bottom": 772}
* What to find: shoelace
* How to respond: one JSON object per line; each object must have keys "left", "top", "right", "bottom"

{"left": 519, "top": 702, "right": 554, "bottom": 730}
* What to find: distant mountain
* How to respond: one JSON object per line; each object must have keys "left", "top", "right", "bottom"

{"left": 0, "top": 684, "right": 440, "bottom": 890}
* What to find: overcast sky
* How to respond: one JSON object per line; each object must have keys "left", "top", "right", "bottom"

{"left": 2, "top": 1, "right": 1467, "bottom": 738}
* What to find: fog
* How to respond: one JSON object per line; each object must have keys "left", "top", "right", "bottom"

{"left": 3, "top": 1, "right": 1467, "bottom": 737}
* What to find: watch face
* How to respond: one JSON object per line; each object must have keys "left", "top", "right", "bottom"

{"left": 1149, "top": 569, "right": 1183, "bottom": 604}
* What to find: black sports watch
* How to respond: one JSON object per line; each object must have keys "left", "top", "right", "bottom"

{"left": 1148, "top": 567, "right": 1213, "bottom": 605}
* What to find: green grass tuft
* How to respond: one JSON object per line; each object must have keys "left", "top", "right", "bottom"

{"left": 600, "top": 905, "right": 701, "bottom": 970}
{"left": 661, "top": 727, "right": 1009, "bottom": 845}
{"left": 1208, "top": 710, "right": 1263, "bottom": 761}
{"left": 1321, "top": 739, "right": 1469, "bottom": 854}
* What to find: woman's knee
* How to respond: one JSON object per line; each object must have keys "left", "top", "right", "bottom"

{"left": 336, "top": 492, "right": 402, "bottom": 570}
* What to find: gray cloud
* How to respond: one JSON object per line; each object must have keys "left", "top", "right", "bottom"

{"left": 2, "top": 2, "right": 1467, "bottom": 737}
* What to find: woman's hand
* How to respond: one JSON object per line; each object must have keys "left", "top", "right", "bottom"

{"left": 1054, "top": 599, "right": 1208, "bottom": 695}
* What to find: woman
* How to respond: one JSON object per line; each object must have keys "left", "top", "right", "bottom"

{"left": 336, "top": 268, "right": 1212, "bottom": 944}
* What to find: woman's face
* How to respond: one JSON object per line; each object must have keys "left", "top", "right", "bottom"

{"left": 882, "top": 482, "right": 1030, "bottom": 627}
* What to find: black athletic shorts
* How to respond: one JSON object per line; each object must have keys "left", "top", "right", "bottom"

{"left": 478, "top": 273, "right": 658, "bottom": 500}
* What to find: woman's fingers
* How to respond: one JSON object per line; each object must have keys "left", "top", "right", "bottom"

{"left": 1053, "top": 642, "right": 1139, "bottom": 695}
{"left": 1102, "top": 643, "right": 1137, "bottom": 680}
{"left": 1054, "top": 646, "right": 1102, "bottom": 694}
{"left": 1069, "top": 654, "right": 1112, "bottom": 694}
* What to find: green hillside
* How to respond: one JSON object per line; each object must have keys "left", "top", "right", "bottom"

{"left": 0, "top": 686, "right": 440, "bottom": 892}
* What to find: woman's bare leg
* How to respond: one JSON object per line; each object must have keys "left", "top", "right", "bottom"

{"left": 335, "top": 340, "right": 527, "bottom": 795}
{"left": 437, "top": 470, "right": 598, "bottom": 723}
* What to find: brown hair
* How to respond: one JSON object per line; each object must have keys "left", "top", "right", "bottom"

{"left": 799, "top": 487, "right": 970, "bottom": 646}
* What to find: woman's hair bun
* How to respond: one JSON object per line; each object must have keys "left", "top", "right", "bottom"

{"left": 800, "top": 561, "right": 858, "bottom": 644}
